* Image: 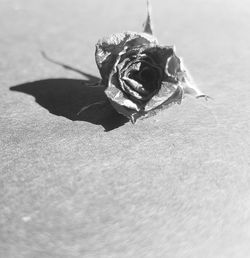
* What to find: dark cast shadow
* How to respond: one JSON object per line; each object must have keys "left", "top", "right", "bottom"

{"left": 10, "top": 78, "right": 128, "bottom": 131}
{"left": 10, "top": 52, "right": 129, "bottom": 131}
{"left": 12, "top": 56, "right": 131, "bottom": 132}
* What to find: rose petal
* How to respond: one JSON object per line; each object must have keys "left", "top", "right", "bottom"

{"left": 120, "top": 85, "right": 183, "bottom": 123}
{"left": 107, "top": 100, "right": 139, "bottom": 123}
{"left": 105, "top": 51, "right": 142, "bottom": 113}
{"left": 143, "top": 46, "right": 174, "bottom": 69}
{"left": 165, "top": 54, "right": 205, "bottom": 97}
{"left": 106, "top": 86, "right": 141, "bottom": 113}
{"left": 95, "top": 31, "right": 158, "bottom": 85}
{"left": 165, "top": 53, "right": 180, "bottom": 76}
{"left": 133, "top": 85, "right": 184, "bottom": 122}
{"left": 119, "top": 77, "right": 145, "bottom": 101}
{"left": 177, "top": 61, "right": 205, "bottom": 97}
{"left": 121, "top": 77, "right": 153, "bottom": 102}
{"left": 144, "top": 81, "right": 181, "bottom": 111}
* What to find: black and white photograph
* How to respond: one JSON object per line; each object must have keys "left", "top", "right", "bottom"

{"left": 1, "top": 0, "right": 250, "bottom": 257}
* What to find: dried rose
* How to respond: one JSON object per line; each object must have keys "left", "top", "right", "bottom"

{"left": 95, "top": 1, "right": 208, "bottom": 123}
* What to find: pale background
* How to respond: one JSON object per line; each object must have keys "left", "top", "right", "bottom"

{"left": 1, "top": 0, "right": 250, "bottom": 257}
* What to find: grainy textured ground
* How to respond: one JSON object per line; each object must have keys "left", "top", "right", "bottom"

{"left": 1, "top": 0, "right": 250, "bottom": 257}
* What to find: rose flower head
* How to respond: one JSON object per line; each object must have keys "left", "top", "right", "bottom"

{"left": 95, "top": 0, "right": 209, "bottom": 123}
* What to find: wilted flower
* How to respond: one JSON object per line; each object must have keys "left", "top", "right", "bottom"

{"left": 95, "top": 1, "right": 208, "bottom": 123}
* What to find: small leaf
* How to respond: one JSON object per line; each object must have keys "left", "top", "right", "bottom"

{"left": 143, "top": 0, "right": 153, "bottom": 35}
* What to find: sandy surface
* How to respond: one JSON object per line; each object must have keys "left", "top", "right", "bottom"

{"left": 1, "top": 0, "right": 250, "bottom": 257}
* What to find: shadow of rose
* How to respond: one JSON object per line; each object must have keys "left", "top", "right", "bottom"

{"left": 10, "top": 78, "right": 128, "bottom": 131}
